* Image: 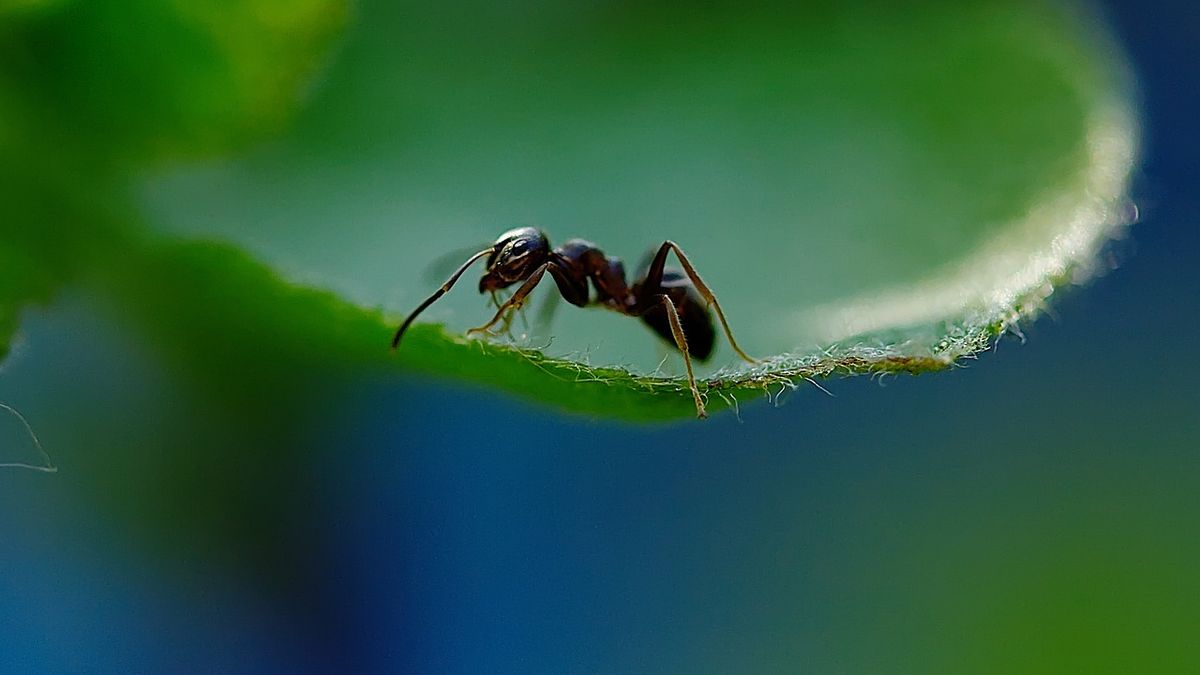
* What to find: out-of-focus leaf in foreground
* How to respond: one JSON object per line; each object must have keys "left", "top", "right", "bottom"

{"left": 0, "top": 0, "right": 346, "bottom": 352}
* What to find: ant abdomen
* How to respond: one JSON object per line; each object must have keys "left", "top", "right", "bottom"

{"left": 635, "top": 272, "right": 716, "bottom": 361}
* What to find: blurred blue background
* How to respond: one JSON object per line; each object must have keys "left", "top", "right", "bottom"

{"left": 1, "top": 1, "right": 1197, "bottom": 673}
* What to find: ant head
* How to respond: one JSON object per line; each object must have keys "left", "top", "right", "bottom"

{"left": 479, "top": 227, "right": 550, "bottom": 292}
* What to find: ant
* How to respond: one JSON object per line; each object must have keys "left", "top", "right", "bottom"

{"left": 391, "top": 227, "right": 757, "bottom": 418}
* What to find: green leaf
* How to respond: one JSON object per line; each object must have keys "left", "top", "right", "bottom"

{"left": 2, "top": 0, "right": 1137, "bottom": 421}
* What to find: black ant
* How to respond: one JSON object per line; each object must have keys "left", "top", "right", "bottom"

{"left": 391, "top": 227, "right": 757, "bottom": 418}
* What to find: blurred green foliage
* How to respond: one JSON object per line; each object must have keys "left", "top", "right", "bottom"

{"left": 0, "top": 0, "right": 346, "bottom": 356}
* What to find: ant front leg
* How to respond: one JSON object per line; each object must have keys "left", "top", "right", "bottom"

{"left": 467, "top": 264, "right": 550, "bottom": 337}
{"left": 643, "top": 241, "right": 759, "bottom": 364}
{"left": 647, "top": 294, "right": 707, "bottom": 419}
{"left": 489, "top": 291, "right": 520, "bottom": 337}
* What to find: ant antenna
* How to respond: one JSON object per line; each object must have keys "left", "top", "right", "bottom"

{"left": 391, "top": 248, "right": 493, "bottom": 349}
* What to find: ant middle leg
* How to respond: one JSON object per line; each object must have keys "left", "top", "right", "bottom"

{"left": 643, "top": 241, "right": 758, "bottom": 364}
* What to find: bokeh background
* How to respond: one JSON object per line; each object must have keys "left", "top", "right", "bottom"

{"left": 1, "top": 1, "right": 1197, "bottom": 673}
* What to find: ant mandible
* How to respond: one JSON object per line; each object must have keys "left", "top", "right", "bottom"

{"left": 391, "top": 227, "right": 758, "bottom": 418}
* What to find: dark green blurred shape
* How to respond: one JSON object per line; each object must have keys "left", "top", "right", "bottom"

{"left": 0, "top": 0, "right": 346, "bottom": 353}
{"left": 2, "top": 0, "right": 345, "bottom": 162}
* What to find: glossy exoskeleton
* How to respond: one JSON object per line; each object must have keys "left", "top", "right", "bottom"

{"left": 391, "top": 227, "right": 756, "bottom": 418}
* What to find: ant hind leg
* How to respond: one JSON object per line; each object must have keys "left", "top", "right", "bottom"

{"left": 651, "top": 294, "right": 708, "bottom": 419}
{"left": 645, "top": 241, "right": 759, "bottom": 364}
